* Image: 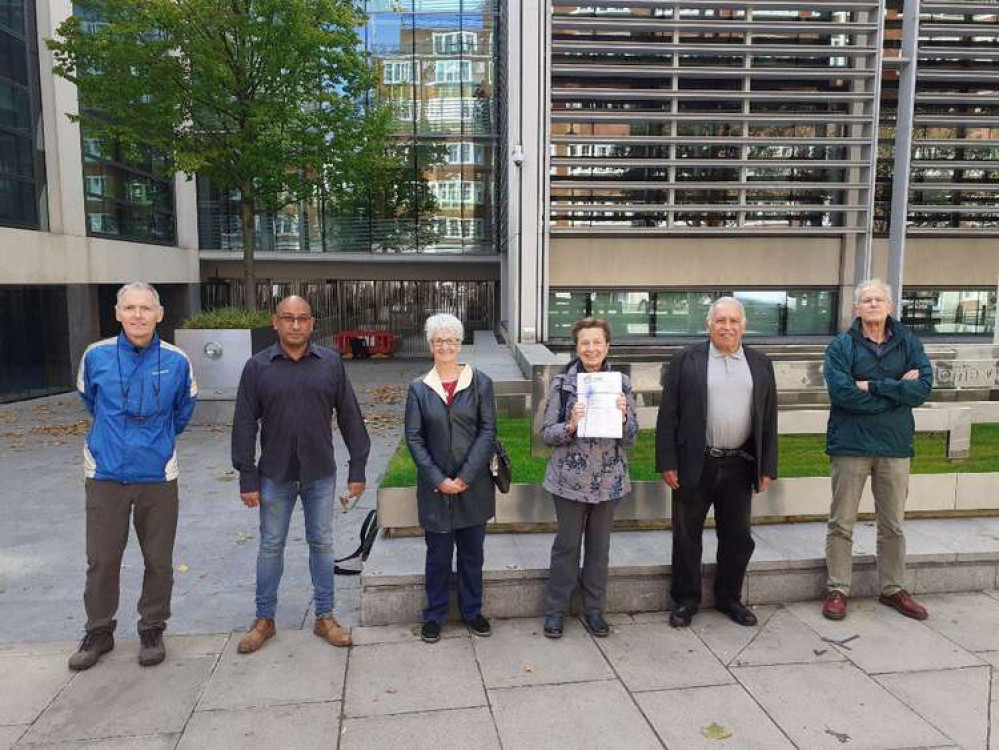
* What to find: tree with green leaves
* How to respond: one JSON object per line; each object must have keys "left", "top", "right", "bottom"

{"left": 49, "top": 0, "right": 379, "bottom": 310}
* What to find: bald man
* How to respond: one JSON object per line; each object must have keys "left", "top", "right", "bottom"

{"left": 232, "top": 296, "right": 370, "bottom": 652}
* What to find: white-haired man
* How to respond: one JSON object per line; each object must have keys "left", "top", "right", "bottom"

{"left": 655, "top": 297, "right": 778, "bottom": 628}
{"left": 822, "top": 279, "right": 933, "bottom": 621}
{"left": 70, "top": 283, "right": 197, "bottom": 670}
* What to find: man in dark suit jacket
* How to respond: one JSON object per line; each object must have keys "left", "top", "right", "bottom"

{"left": 655, "top": 297, "right": 778, "bottom": 628}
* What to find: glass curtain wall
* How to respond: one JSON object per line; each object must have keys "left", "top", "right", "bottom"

{"left": 548, "top": 288, "right": 838, "bottom": 339}
{"left": 549, "top": 2, "right": 881, "bottom": 232}
{"left": 198, "top": 0, "right": 499, "bottom": 254}
{"left": 74, "top": 6, "right": 175, "bottom": 244}
{"left": 0, "top": 0, "right": 45, "bottom": 229}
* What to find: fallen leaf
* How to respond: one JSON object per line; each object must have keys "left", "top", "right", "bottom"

{"left": 523, "top": 663, "right": 534, "bottom": 673}
{"left": 176, "top": 563, "right": 189, "bottom": 573}
{"left": 701, "top": 723, "right": 733, "bottom": 741}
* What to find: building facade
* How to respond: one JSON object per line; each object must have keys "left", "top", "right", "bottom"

{"left": 0, "top": 0, "right": 199, "bottom": 402}
{"left": 504, "top": 0, "right": 999, "bottom": 343}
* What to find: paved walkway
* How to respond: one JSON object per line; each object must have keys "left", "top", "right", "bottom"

{"left": 2, "top": 592, "right": 998, "bottom": 749}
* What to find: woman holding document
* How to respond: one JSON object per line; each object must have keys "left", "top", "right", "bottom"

{"left": 540, "top": 317, "right": 638, "bottom": 639}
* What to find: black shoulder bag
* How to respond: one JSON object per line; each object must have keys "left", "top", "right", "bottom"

{"left": 474, "top": 373, "right": 511, "bottom": 493}
{"left": 333, "top": 508, "right": 379, "bottom": 575}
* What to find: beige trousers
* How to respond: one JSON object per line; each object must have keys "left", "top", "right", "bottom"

{"left": 825, "top": 456, "right": 910, "bottom": 596}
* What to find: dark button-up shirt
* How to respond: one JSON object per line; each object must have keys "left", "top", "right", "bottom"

{"left": 232, "top": 342, "right": 370, "bottom": 492}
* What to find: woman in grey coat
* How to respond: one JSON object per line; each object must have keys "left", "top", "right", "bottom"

{"left": 404, "top": 313, "right": 496, "bottom": 644}
{"left": 541, "top": 317, "right": 638, "bottom": 638}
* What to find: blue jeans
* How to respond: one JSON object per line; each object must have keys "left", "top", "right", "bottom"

{"left": 256, "top": 474, "right": 336, "bottom": 619}
{"left": 424, "top": 524, "right": 486, "bottom": 625}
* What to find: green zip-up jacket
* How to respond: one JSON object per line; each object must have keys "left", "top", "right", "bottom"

{"left": 824, "top": 316, "right": 934, "bottom": 458}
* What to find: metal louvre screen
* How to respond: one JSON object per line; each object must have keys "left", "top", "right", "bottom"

{"left": 548, "top": 0, "right": 884, "bottom": 234}
{"left": 201, "top": 278, "right": 495, "bottom": 354}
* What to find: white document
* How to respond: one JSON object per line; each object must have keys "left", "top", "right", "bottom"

{"left": 576, "top": 371, "right": 623, "bottom": 439}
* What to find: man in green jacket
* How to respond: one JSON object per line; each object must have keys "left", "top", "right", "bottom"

{"left": 822, "top": 279, "right": 934, "bottom": 622}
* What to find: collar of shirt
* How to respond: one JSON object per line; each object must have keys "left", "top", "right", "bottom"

{"left": 709, "top": 342, "right": 745, "bottom": 360}
{"left": 267, "top": 341, "right": 322, "bottom": 361}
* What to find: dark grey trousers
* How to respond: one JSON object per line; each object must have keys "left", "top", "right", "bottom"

{"left": 84, "top": 478, "right": 178, "bottom": 633}
{"left": 544, "top": 495, "right": 616, "bottom": 617}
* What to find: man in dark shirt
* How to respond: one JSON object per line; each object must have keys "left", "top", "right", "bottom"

{"left": 232, "top": 295, "right": 370, "bottom": 653}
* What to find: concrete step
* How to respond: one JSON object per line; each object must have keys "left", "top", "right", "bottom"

{"left": 360, "top": 516, "right": 999, "bottom": 626}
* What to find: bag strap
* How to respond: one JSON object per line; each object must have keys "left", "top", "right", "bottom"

{"left": 334, "top": 508, "right": 379, "bottom": 576}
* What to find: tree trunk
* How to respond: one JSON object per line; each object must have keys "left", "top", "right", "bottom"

{"left": 239, "top": 189, "right": 257, "bottom": 312}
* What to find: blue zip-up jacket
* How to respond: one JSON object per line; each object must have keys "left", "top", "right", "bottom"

{"left": 77, "top": 332, "right": 198, "bottom": 483}
{"left": 825, "top": 316, "right": 933, "bottom": 458}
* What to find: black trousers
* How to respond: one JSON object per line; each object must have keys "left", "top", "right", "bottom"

{"left": 670, "top": 455, "right": 755, "bottom": 607}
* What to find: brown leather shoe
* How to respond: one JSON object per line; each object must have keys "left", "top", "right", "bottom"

{"left": 879, "top": 590, "right": 928, "bottom": 620}
{"left": 314, "top": 615, "right": 352, "bottom": 647}
{"left": 237, "top": 618, "right": 276, "bottom": 654}
{"left": 822, "top": 591, "right": 848, "bottom": 620}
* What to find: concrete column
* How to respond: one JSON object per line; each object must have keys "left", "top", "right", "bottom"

{"left": 509, "top": 0, "right": 547, "bottom": 344}
{"left": 174, "top": 173, "right": 200, "bottom": 251}
{"left": 65, "top": 284, "right": 100, "bottom": 377}
{"left": 35, "top": 0, "right": 87, "bottom": 237}
{"left": 887, "top": 0, "right": 921, "bottom": 311}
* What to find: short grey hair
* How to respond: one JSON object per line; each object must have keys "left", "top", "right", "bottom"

{"left": 854, "top": 278, "right": 893, "bottom": 305}
{"left": 116, "top": 282, "right": 161, "bottom": 309}
{"left": 706, "top": 296, "right": 745, "bottom": 324}
{"left": 424, "top": 313, "right": 464, "bottom": 344}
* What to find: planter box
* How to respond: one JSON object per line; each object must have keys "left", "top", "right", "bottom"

{"left": 174, "top": 327, "right": 276, "bottom": 397}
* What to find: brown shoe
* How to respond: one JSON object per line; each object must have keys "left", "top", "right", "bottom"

{"left": 879, "top": 590, "right": 928, "bottom": 620}
{"left": 822, "top": 591, "right": 848, "bottom": 620}
{"left": 237, "top": 618, "right": 276, "bottom": 654}
{"left": 314, "top": 615, "right": 352, "bottom": 647}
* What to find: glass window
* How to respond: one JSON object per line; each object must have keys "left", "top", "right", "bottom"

{"left": 900, "top": 289, "right": 996, "bottom": 337}
{"left": 590, "top": 291, "right": 650, "bottom": 339}
{"left": 654, "top": 291, "right": 715, "bottom": 336}
{"left": 548, "top": 290, "right": 590, "bottom": 339}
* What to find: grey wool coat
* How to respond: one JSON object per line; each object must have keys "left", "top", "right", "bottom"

{"left": 404, "top": 364, "right": 497, "bottom": 533}
{"left": 541, "top": 359, "right": 639, "bottom": 504}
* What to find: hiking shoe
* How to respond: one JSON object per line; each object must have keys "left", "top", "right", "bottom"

{"left": 543, "top": 616, "right": 564, "bottom": 639}
{"left": 138, "top": 628, "right": 165, "bottom": 667}
{"left": 822, "top": 591, "right": 848, "bottom": 620}
{"left": 68, "top": 621, "right": 116, "bottom": 671}
{"left": 583, "top": 613, "right": 610, "bottom": 637}
{"left": 237, "top": 618, "right": 276, "bottom": 654}
{"left": 314, "top": 615, "right": 352, "bottom": 647}
{"left": 463, "top": 615, "right": 492, "bottom": 637}
{"left": 421, "top": 621, "right": 441, "bottom": 643}
{"left": 879, "top": 590, "right": 928, "bottom": 620}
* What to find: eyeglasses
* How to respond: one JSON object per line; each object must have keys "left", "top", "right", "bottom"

{"left": 859, "top": 297, "right": 887, "bottom": 306}
{"left": 276, "top": 315, "right": 313, "bottom": 325}
{"left": 431, "top": 338, "right": 460, "bottom": 348}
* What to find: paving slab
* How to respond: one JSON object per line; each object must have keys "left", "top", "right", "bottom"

{"left": 688, "top": 606, "right": 777, "bottom": 666}
{"left": 340, "top": 706, "right": 501, "bottom": 750}
{"left": 489, "top": 680, "right": 662, "bottom": 750}
{"left": 595, "top": 621, "right": 732, "bottom": 692}
{"left": 0, "top": 727, "right": 24, "bottom": 750}
{"left": 875, "top": 666, "right": 991, "bottom": 750}
{"left": 472, "top": 616, "right": 614, "bottom": 689}
{"left": 0, "top": 652, "right": 73, "bottom": 724}
{"left": 732, "top": 608, "right": 847, "bottom": 667}
{"left": 785, "top": 598, "right": 985, "bottom": 673}
{"left": 918, "top": 591, "right": 999, "bottom": 652}
{"left": 102, "top": 634, "right": 227, "bottom": 663}
{"left": 0, "top": 640, "right": 78, "bottom": 657}
{"left": 16, "top": 736, "right": 179, "bottom": 750}
{"left": 992, "top": 668, "right": 999, "bottom": 750}
{"left": 635, "top": 683, "right": 795, "bottom": 749}
{"left": 344, "top": 637, "right": 486, "bottom": 718}
{"left": 981, "top": 651, "right": 999, "bottom": 668}
{"left": 733, "top": 661, "right": 949, "bottom": 750}
{"left": 197, "top": 629, "right": 346, "bottom": 711}
{"left": 21, "top": 655, "right": 216, "bottom": 744}
{"left": 351, "top": 622, "right": 468, "bottom": 646}
{"left": 177, "top": 701, "right": 339, "bottom": 750}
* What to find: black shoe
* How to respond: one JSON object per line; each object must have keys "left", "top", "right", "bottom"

{"left": 582, "top": 613, "right": 610, "bottom": 638}
{"left": 715, "top": 600, "right": 758, "bottom": 627}
{"left": 669, "top": 604, "right": 697, "bottom": 628}
{"left": 68, "top": 621, "right": 116, "bottom": 671}
{"left": 463, "top": 615, "right": 492, "bottom": 637}
{"left": 543, "top": 616, "right": 564, "bottom": 639}
{"left": 138, "top": 628, "right": 166, "bottom": 666}
{"left": 421, "top": 621, "right": 441, "bottom": 644}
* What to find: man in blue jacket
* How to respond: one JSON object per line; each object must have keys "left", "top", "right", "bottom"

{"left": 69, "top": 283, "right": 197, "bottom": 670}
{"left": 822, "top": 279, "right": 933, "bottom": 621}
